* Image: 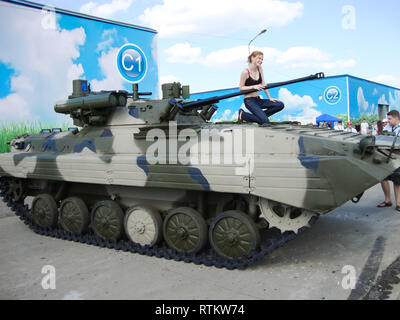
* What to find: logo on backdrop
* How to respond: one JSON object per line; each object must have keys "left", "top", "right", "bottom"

{"left": 324, "top": 86, "right": 341, "bottom": 105}
{"left": 117, "top": 43, "right": 148, "bottom": 83}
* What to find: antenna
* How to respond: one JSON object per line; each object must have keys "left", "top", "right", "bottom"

{"left": 248, "top": 29, "right": 267, "bottom": 55}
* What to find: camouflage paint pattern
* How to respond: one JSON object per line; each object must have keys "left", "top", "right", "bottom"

{"left": 1, "top": 85, "right": 400, "bottom": 219}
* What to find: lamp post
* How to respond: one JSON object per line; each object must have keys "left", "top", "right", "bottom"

{"left": 248, "top": 29, "right": 267, "bottom": 55}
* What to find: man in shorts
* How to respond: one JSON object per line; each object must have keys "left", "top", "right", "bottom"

{"left": 377, "top": 110, "right": 400, "bottom": 212}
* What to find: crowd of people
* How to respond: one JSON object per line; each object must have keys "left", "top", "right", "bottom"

{"left": 319, "top": 118, "right": 392, "bottom": 136}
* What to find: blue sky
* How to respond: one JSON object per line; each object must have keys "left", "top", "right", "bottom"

{"left": 38, "top": 0, "right": 400, "bottom": 92}
{"left": 0, "top": 0, "right": 399, "bottom": 123}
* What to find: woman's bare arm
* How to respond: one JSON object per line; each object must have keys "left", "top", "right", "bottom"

{"left": 259, "top": 67, "right": 272, "bottom": 99}
{"left": 260, "top": 67, "right": 279, "bottom": 101}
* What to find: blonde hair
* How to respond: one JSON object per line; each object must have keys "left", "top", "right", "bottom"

{"left": 248, "top": 51, "right": 264, "bottom": 63}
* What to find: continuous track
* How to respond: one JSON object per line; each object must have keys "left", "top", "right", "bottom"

{"left": 0, "top": 190, "right": 317, "bottom": 270}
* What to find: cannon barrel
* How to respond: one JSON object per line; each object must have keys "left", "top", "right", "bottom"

{"left": 180, "top": 72, "right": 325, "bottom": 109}
{"left": 54, "top": 92, "right": 127, "bottom": 114}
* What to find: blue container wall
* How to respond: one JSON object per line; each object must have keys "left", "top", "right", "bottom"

{"left": 190, "top": 76, "right": 349, "bottom": 123}
{"left": 348, "top": 76, "right": 400, "bottom": 119}
{"left": 0, "top": 1, "right": 158, "bottom": 123}
{"left": 58, "top": 14, "right": 158, "bottom": 95}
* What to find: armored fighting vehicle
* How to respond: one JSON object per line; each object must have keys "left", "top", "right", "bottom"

{"left": 1, "top": 73, "right": 400, "bottom": 269}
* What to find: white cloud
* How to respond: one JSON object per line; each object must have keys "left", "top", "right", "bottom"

{"left": 79, "top": 2, "right": 97, "bottom": 14}
{"left": 370, "top": 75, "right": 400, "bottom": 89}
{"left": 88, "top": 29, "right": 127, "bottom": 92}
{"left": 213, "top": 109, "right": 238, "bottom": 122}
{"left": 0, "top": 93, "right": 32, "bottom": 120}
{"left": 268, "top": 46, "right": 355, "bottom": 70}
{"left": 89, "top": 47, "right": 125, "bottom": 91}
{"left": 140, "top": 0, "right": 303, "bottom": 38}
{"left": 96, "top": 29, "right": 118, "bottom": 52}
{"left": 357, "top": 87, "right": 369, "bottom": 113}
{"left": 0, "top": 3, "right": 86, "bottom": 121}
{"left": 203, "top": 46, "right": 250, "bottom": 67}
{"left": 164, "top": 43, "right": 355, "bottom": 70}
{"left": 223, "top": 90, "right": 318, "bottom": 122}
{"left": 389, "top": 91, "right": 400, "bottom": 109}
{"left": 10, "top": 75, "right": 34, "bottom": 94}
{"left": 160, "top": 74, "right": 180, "bottom": 84}
{"left": 277, "top": 47, "right": 327, "bottom": 68}
{"left": 80, "top": 0, "right": 134, "bottom": 19}
{"left": 321, "top": 59, "right": 356, "bottom": 69}
{"left": 378, "top": 94, "right": 388, "bottom": 105}
{"left": 278, "top": 88, "right": 316, "bottom": 110}
{"left": 278, "top": 88, "right": 320, "bottom": 120}
{"left": 267, "top": 46, "right": 355, "bottom": 69}
{"left": 164, "top": 42, "right": 202, "bottom": 64}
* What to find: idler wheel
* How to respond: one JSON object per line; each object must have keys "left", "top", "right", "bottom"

{"left": 91, "top": 200, "right": 124, "bottom": 241}
{"left": 0, "top": 177, "right": 9, "bottom": 194}
{"left": 5, "top": 178, "right": 25, "bottom": 202}
{"left": 258, "top": 198, "right": 318, "bottom": 234}
{"left": 32, "top": 194, "right": 58, "bottom": 229}
{"left": 209, "top": 210, "right": 260, "bottom": 260}
{"left": 163, "top": 207, "right": 207, "bottom": 254}
{"left": 124, "top": 205, "right": 163, "bottom": 247}
{"left": 59, "top": 197, "right": 90, "bottom": 235}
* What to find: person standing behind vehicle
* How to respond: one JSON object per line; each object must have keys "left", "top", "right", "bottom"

{"left": 377, "top": 110, "right": 400, "bottom": 212}
{"left": 355, "top": 121, "right": 361, "bottom": 133}
{"left": 345, "top": 122, "right": 357, "bottom": 133}
{"left": 335, "top": 120, "right": 344, "bottom": 130}
{"left": 371, "top": 121, "right": 377, "bottom": 135}
{"left": 238, "top": 51, "right": 285, "bottom": 124}
{"left": 373, "top": 120, "right": 383, "bottom": 136}
{"left": 383, "top": 118, "right": 391, "bottom": 132}
{"left": 360, "top": 119, "right": 369, "bottom": 135}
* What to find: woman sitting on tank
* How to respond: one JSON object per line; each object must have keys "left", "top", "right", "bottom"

{"left": 238, "top": 51, "right": 284, "bottom": 124}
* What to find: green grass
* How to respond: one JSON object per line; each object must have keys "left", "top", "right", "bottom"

{"left": 0, "top": 121, "right": 71, "bottom": 153}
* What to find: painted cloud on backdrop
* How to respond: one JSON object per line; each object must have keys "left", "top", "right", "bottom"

{"left": 357, "top": 87, "right": 369, "bottom": 113}
{"left": 0, "top": 4, "right": 86, "bottom": 122}
{"left": 389, "top": 91, "right": 400, "bottom": 109}
{"left": 278, "top": 88, "right": 321, "bottom": 120}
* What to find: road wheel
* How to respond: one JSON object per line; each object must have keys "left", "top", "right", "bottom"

{"left": 32, "top": 194, "right": 58, "bottom": 229}
{"left": 91, "top": 200, "right": 124, "bottom": 241}
{"left": 59, "top": 197, "right": 90, "bottom": 235}
{"left": 124, "top": 205, "right": 162, "bottom": 246}
{"left": 163, "top": 207, "right": 207, "bottom": 254}
{"left": 209, "top": 210, "right": 260, "bottom": 260}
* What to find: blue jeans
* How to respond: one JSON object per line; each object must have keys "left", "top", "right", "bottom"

{"left": 241, "top": 97, "right": 285, "bottom": 124}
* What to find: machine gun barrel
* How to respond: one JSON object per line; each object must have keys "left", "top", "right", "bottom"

{"left": 181, "top": 72, "right": 325, "bottom": 109}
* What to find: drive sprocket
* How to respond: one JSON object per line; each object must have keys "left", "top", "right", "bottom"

{"left": 258, "top": 198, "right": 318, "bottom": 234}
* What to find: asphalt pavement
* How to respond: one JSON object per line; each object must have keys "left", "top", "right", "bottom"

{"left": 0, "top": 184, "right": 399, "bottom": 300}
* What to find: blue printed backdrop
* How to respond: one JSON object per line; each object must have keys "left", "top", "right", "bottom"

{"left": 190, "top": 76, "right": 349, "bottom": 124}
{"left": 0, "top": 1, "right": 158, "bottom": 123}
{"left": 349, "top": 76, "right": 400, "bottom": 119}
{"left": 190, "top": 75, "right": 400, "bottom": 124}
